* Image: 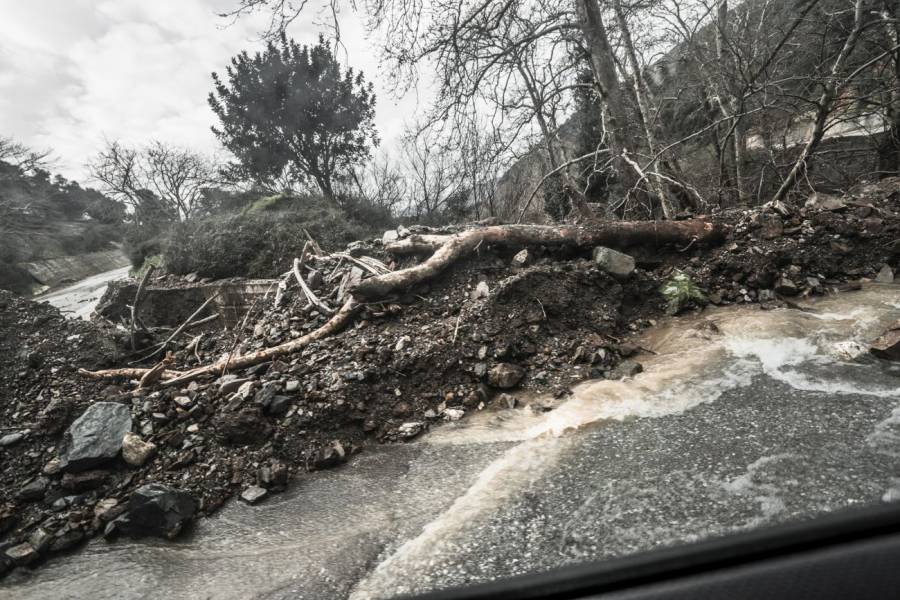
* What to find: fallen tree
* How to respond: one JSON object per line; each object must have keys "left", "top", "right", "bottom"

{"left": 80, "top": 219, "right": 726, "bottom": 386}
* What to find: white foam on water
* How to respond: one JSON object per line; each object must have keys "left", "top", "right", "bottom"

{"left": 724, "top": 337, "right": 899, "bottom": 398}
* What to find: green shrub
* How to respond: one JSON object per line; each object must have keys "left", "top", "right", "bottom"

{"left": 0, "top": 261, "right": 35, "bottom": 294}
{"left": 660, "top": 270, "right": 707, "bottom": 315}
{"left": 162, "top": 194, "right": 389, "bottom": 279}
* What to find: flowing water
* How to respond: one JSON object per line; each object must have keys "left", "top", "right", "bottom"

{"left": 3, "top": 284, "right": 900, "bottom": 599}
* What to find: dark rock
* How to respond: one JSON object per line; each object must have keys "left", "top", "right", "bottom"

{"left": 609, "top": 360, "right": 643, "bottom": 380}
{"left": 312, "top": 440, "right": 347, "bottom": 470}
{"left": 50, "top": 528, "right": 86, "bottom": 553}
{"left": 488, "top": 363, "right": 525, "bottom": 389}
{"left": 262, "top": 393, "right": 292, "bottom": 417}
{"left": 109, "top": 483, "right": 196, "bottom": 540}
{"left": 213, "top": 408, "right": 272, "bottom": 445}
{"left": 871, "top": 321, "right": 900, "bottom": 362}
{"left": 61, "top": 470, "right": 108, "bottom": 492}
{"left": 58, "top": 402, "right": 132, "bottom": 473}
{"left": 392, "top": 402, "right": 412, "bottom": 417}
{"left": 17, "top": 477, "right": 49, "bottom": 502}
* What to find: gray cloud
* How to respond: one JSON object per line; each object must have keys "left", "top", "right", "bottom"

{"left": 0, "top": 0, "right": 421, "bottom": 182}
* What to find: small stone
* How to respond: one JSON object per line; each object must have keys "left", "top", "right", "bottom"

{"left": 5, "top": 542, "right": 38, "bottom": 566}
{"left": 876, "top": 264, "right": 895, "bottom": 284}
{"left": 218, "top": 377, "right": 251, "bottom": 396}
{"left": 284, "top": 380, "right": 300, "bottom": 393}
{"left": 94, "top": 498, "right": 121, "bottom": 522}
{"left": 394, "top": 336, "right": 411, "bottom": 352}
{"left": 0, "top": 431, "right": 27, "bottom": 447}
{"left": 443, "top": 408, "right": 465, "bottom": 421}
{"left": 488, "top": 363, "right": 525, "bottom": 389}
{"left": 396, "top": 422, "right": 424, "bottom": 439}
{"left": 593, "top": 247, "right": 635, "bottom": 278}
{"left": 240, "top": 486, "right": 268, "bottom": 505}
{"left": 264, "top": 395, "right": 292, "bottom": 417}
{"left": 17, "top": 477, "right": 49, "bottom": 502}
{"left": 497, "top": 393, "right": 517, "bottom": 409}
{"left": 774, "top": 276, "right": 799, "bottom": 296}
{"left": 382, "top": 230, "right": 399, "bottom": 244}
{"left": 511, "top": 249, "right": 530, "bottom": 267}
{"left": 61, "top": 470, "right": 108, "bottom": 492}
{"left": 110, "top": 483, "right": 196, "bottom": 540}
{"left": 173, "top": 396, "right": 192, "bottom": 408}
{"left": 122, "top": 432, "right": 157, "bottom": 467}
{"left": 392, "top": 402, "right": 412, "bottom": 417}
{"left": 28, "top": 528, "right": 53, "bottom": 553}
{"left": 758, "top": 289, "right": 776, "bottom": 303}
{"left": 50, "top": 528, "right": 85, "bottom": 552}
{"left": 609, "top": 360, "right": 643, "bottom": 380}
{"left": 472, "top": 281, "right": 490, "bottom": 300}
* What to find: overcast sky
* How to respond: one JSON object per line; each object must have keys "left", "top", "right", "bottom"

{"left": 0, "top": 0, "right": 423, "bottom": 183}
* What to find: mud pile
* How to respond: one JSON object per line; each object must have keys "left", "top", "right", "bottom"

{"left": 1, "top": 179, "right": 898, "bottom": 577}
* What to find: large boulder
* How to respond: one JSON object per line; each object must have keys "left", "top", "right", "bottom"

{"left": 58, "top": 402, "right": 132, "bottom": 472}
{"left": 109, "top": 483, "right": 197, "bottom": 540}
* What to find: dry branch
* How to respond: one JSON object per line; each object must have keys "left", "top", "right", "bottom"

{"left": 129, "top": 265, "right": 155, "bottom": 350}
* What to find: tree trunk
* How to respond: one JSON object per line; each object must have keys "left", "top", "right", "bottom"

{"left": 612, "top": 0, "right": 674, "bottom": 218}
{"left": 773, "top": 0, "right": 868, "bottom": 204}
{"left": 575, "top": 0, "right": 637, "bottom": 206}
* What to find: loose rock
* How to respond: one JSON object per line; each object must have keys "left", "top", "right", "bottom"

{"left": 121, "top": 432, "right": 157, "bottom": 467}
{"left": 58, "top": 402, "right": 132, "bottom": 473}
{"left": 488, "top": 363, "right": 525, "bottom": 389}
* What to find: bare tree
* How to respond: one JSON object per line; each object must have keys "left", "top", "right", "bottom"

{"left": 0, "top": 136, "right": 51, "bottom": 173}
{"left": 89, "top": 140, "right": 219, "bottom": 223}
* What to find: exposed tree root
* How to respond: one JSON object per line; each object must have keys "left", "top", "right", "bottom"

{"left": 79, "top": 220, "right": 725, "bottom": 386}
{"left": 354, "top": 220, "right": 726, "bottom": 299}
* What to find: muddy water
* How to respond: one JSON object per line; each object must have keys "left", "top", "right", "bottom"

{"left": 38, "top": 265, "right": 131, "bottom": 320}
{"left": 4, "top": 285, "right": 900, "bottom": 600}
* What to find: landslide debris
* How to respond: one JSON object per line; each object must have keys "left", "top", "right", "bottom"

{"left": 1, "top": 179, "right": 898, "bottom": 577}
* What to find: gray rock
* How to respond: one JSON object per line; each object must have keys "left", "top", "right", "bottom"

{"left": 109, "top": 483, "right": 196, "bottom": 540}
{"left": 382, "top": 230, "right": 399, "bottom": 244}
{"left": 609, "top": 359, "right": 643, "bottom": 380}
{"left": 264, "top": 395, "right": 292, "bottom": 417}
{"left": 511, "top": 249, "right": 530, "bottom": 267}
{"left": 774, "top": 276, "right": 799, "bottom": 296}
{"left": 240, "top": 486, "right": 268, "bottom": 504}
{"left": 58, "top": 402, "right": 132, "bottom": 473}
{"left": 50, "top": 528, "right": 85, "bottom": 552}
{"left": 805, "top": 193, "right": 845, "bottom": 212}
{"left": 396, "top": 422, "right": 424, "bottom": 440}
{"left": 488, "top": 363, "right": 525, "bottom": 389}
{"left": 472, "top": 281, "right": 490, "bottom": 300}
{"left": 28, "top": 528, "right": 53, "bottom": 554}
{"left": 758, "top": 289, "right": 776, "bottom": 303}
{"left": 876, "top": 264, "right": 895, "bottom": 284}
{"left": 121, "top": 432, "right": 157, "bottom": 467}
{"left": 284, "top": 379, "right": 300, "bottom": 393}
{"left": 0, "top": 430, "right": 27, "bottom": 447}
{"left": 593, "top": 247, "right": 636, "bottom": 278}
{"left": 218, "top": 377, "right": 252, "bottom": 396}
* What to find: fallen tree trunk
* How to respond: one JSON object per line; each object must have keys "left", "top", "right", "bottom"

{"left": 355, "top": 220, "right": 726, "bottom": 299}
{"left": 80, "top": 219, "right": 724, "bottom": 386}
